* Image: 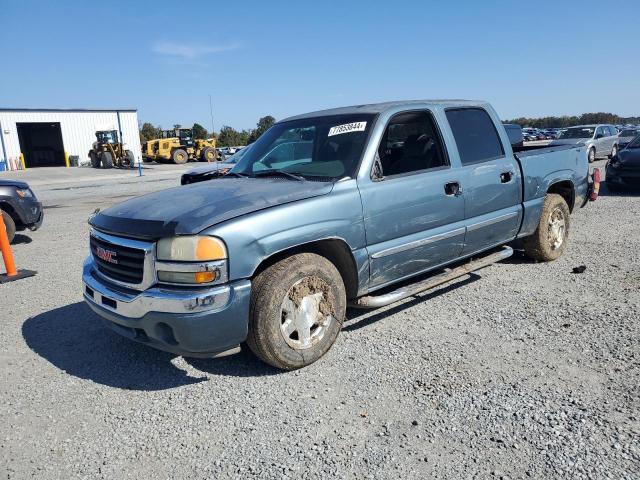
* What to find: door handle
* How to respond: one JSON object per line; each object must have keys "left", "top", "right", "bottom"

{"left": 500, "top": 171, "right": 515, "bottom": 183}
{"left": 444, "top": 181, "right": 463, "bottom": 196}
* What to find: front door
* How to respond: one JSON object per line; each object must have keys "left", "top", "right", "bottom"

{"left": 359, "top": 110, "right": 465, "bottom": 290}
{"left": 443, "top": 108, "right": 522, "bottom": 255}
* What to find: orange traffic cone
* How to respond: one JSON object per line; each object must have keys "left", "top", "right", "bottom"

{"left": 0, "top": 213, "right": 36, "bottom": 283}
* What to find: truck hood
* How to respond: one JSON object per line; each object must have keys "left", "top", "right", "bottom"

{"left": 90, "top": 177, "right": 334, "bottom": 240}
{"left": 0, "top": 179, "right": 30, "bottom": 189}
{"left": 616, "top": 147, "right": 640, "bottom": 167}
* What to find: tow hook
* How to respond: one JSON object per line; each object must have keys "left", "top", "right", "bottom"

{"left": 589, "top": 168, "right": 601, "bottom": 201}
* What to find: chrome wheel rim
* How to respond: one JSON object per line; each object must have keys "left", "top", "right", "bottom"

{"left": 612, "top": 145, "right": 617, "bottom": 157}
{"left": 548, "top": 207, "right": 566, "bottom": 250}
{"left": 280, "top": 277, "right": 334, "bottom": 350}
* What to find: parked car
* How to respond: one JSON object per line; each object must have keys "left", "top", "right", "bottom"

{"left": 0, "top": 179, "right": 44, "bottom": 243}
{"left": 181, "top": 146, "right": 251, "bottom": 185}
{"left": 617, "top": 129, "right": 640, "bottom": 150}
{"left": 83, "top": 100, "right": 595, "bottom": 370}
{"left": 551, "top": 124, "right": 619, "bottom": 162}
{"left": 606, "top": 134, "right": 640, "bottom": 191}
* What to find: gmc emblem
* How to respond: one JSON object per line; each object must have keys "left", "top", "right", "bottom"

{"left": 96, "top": 246, "right": 118, "bottom": 264}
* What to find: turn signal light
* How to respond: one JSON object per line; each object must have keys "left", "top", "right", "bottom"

{"left": 194, "top": 271, "right": 216, "bottom": 283}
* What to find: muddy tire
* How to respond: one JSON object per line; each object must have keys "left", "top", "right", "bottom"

{"left": 1, "top": 210, "right": 16, "bottom": 244}
{"left": 100, "top": 151, "right": 113, "bottom": 169}
{"left": 523, "top": 193, "right": 570, "bottom": 262}
{"left": 172, "top": 149, "right": 188, "bottom": 164}
{"left": 588, "top": 147, "right": 596, "bottom": 163}
{"left": 201, "top": 147, "right": 216, "bottom": 162}
{"left": 90, "top": 152, "right": 100, "bottom": 168}
{"left": 246, "top": 253, "right": 346, "bottom": 370}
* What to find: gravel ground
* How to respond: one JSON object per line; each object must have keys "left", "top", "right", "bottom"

{"left": 1, "top": 159, "right": 638, "bottom": 479}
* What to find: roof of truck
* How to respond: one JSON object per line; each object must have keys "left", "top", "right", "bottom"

{"left": 280, "top": 99, "right": 487, "bottom": 122}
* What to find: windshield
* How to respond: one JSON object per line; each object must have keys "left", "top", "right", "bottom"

{"left": 626, "top": 135, "right": 640, "bottom": 148}
{"left": 177, "top": 129, "right": 192, "bottom": 140}
{"left": 232, "top": 114, "right": 376, "bottom": 179}
{"left": 558, "top": 127, "right": 595, "bottom": 139}
{"left": 225, "top": 145, "right": 251, "bottom": 164}
{"left": 96, "top": 131, "right": 117, "bottom": 143}
{"left": 620, "top": 129, "right": 639, "bottom": 137}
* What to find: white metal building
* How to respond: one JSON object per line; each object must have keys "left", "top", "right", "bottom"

{"left": 0, "top": 108, "right": 141, "bottom": 170}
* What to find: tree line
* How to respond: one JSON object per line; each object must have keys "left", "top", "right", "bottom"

{"left": 504, "top": 112, "right": 640, "bottom": 129}
{"left": 139, "top": 115, "right": 276, "bottom": 147}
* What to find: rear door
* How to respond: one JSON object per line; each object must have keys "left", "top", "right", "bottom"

{"left": 359, "top": 109, "right": 465, "bottom": 289}
{"left": 444, "top": 107, "right": 522, "bottom": 256}
{"left": 594, "top": 126, "right": 608, "bottom": 155}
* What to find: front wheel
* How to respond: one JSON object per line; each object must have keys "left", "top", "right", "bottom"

{"left": 100, "top": 151, "right": 113, "bottom": 169}
{"left": 610, "top": 144, "right": 618, "bottom": 159}
{"left": 246, "top": 253, "right": 346, "bottom": 370}
{"left": 1, "top": 210, "right": 16, "bottom": 244}
{"left": 201, "top": 147, "right": 216, "bottom": 162}
{"left": 588, "top": 147, "right": 596, "bottom": 163}
{"left": 522, "top": 193, "right": 570, "bottom": 262}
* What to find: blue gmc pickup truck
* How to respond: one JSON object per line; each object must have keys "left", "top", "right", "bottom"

{"left": 83, "top": 100, "right": 596, "bottom": 370}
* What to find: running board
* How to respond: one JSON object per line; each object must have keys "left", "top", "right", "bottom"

{"left": 351, "top": 246, "right": 513, "bottom": 309}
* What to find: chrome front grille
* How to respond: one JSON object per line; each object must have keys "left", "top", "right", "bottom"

{"left": 89, "top": 229, "right": 156, "bottom": 290}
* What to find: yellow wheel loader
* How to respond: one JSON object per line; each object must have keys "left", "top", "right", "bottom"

{"left": 154, "top": 128, "right": 218, "bottom": 164}
{"left": 88, "top": 130, "right": 135, "bottom": 169}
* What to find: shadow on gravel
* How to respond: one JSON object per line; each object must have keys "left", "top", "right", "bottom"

{"left": 22, "top": 302, "right": 205, "bottom": 391}
{"left": 11, "top": 234, "right": 32, "bottom": 245}
{"left": 187, "top": 350, "right": 282, "bottom": 378}
{"left": 343, "top": 273, "right": 481, "bottom": 332}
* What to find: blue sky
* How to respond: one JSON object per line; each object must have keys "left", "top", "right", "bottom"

{"left": 2, "top": 0, "right": 638, "bottom": 130}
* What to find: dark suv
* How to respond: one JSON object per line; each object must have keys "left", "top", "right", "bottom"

{"left": 0, "top": 179, "right": 43, "bottom": 243}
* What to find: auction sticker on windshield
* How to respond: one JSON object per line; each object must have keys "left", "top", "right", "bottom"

{"left": 328, "top": 122, "right": 367, "bottom": 137}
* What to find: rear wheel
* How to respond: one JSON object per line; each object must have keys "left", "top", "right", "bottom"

{"left": 124, "top": 150, "right": 135, "bottom": 168}
{"left": 172, "top": 149, "right": 188, "bottom": 164}
{"left": 246, "top": 253, "right": 346, "bottom": 370}
{"left": 523, "top": 193, "right": 570, "bottom": 262}
{"left": 202, "top": 147, "right": 216, "bottom": 162}
{"left": 100, "top": 151, "right": 113, "bottom": 169}
{"left": 1, "top": 210, "right": 16, "bottom": 244}
{"left": 588, "top": 147, "right": 596, "bottom": 163}
{"left": 90, "top": 151, "right": 100, "bottom": 168}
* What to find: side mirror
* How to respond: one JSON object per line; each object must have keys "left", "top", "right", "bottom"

{"left": 595, "top": 133, "right": 603, "bottom": 139}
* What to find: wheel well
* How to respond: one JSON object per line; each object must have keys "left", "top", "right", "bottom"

{"left": 547, "top": 181, "right": 575, "bottom": 212}
{"left": 0, "top": 202, "right": 21, "bottom": 224}
{"left": 253, "top": 239, "right": 359, "bottom": 300}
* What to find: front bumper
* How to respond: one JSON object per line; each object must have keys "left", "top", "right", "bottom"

{"left": 82, "top": 258, "right": 251, "bottom": 357}
{"left": 9, "top": 197, "right": 43, "bottom": 230}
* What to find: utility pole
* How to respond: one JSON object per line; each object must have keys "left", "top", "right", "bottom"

{"left": 208, "top": 94, "right": 215, "bottom": 137}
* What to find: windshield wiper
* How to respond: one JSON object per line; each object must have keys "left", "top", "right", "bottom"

{"left": 224, "top": 171, "right": 249, "bottom": 177}
{"left": 252, "top": 170, "right": 305, "bottom": 181}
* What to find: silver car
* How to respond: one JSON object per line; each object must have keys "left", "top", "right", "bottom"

{"left": 551, "top": 124, "right": 619, "bottom": 163}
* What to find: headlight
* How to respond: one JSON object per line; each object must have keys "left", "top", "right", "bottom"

{"left": 157, "top": 236, "right": 226, "bottom": 261}
{"left": 156, "top": 236, "right": 227, "bottom": 286}
{"left": 16, "top": 188, "right": 33, "bottom": 198}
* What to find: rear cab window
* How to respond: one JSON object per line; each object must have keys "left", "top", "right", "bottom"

{"left": 445, "top": 108, "right": 505, "bottom": 165}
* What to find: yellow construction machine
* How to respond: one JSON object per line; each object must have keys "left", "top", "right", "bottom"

{"left": 151, "top": 128, "right": 217, "bottom": 164}
{"left": 89, "top": 130, "right": 135, "bottom": 169}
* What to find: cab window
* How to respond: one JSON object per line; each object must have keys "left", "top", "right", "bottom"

{"left": 377, "top": 110, "right": 448, "bottom": 177}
